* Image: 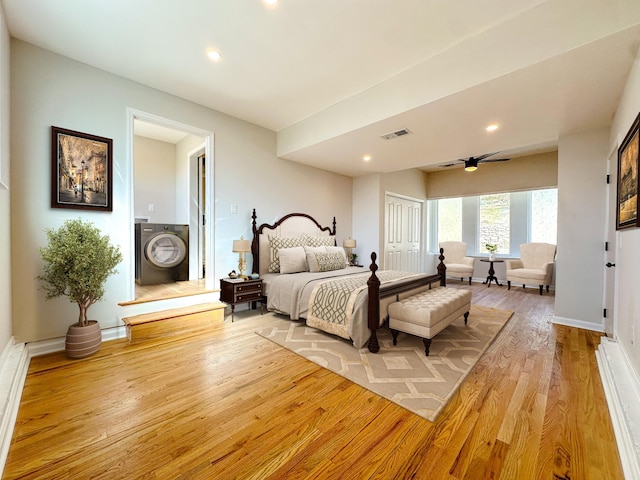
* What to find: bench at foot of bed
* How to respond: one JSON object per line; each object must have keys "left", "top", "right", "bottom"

{"left": 388, "top": 287, "right": 471, "bottom": 356}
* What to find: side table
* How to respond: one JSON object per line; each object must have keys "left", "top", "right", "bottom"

{"left": 219, "top": 278, "right": 265, "bottom": 321}
{"left": 480, "top": 259, "right": 504, "bottom": 287}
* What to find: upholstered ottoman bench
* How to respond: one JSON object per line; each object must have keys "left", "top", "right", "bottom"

{"left": 388, "top": 287, "right": 472, "bottom": 356}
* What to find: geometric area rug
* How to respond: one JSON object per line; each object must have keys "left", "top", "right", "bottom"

{"left": 256, "top": 305, "right": 513, "bottom": 422}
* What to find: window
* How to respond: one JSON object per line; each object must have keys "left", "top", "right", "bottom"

{"left": 479, "top": 194, "right": 510, "bottom": 254}
{"left": 531, "top": 189, "right": 557, "bottom": 244}
{"left": 437, "top": 198, "right": 462, "bottom": 242}
{"left": 429, "top": 188, "right": 557, "bottom": 256}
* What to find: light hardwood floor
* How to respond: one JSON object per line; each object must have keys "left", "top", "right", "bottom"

{"left": 3, "top": 282, "right": 623, "bottom": 479}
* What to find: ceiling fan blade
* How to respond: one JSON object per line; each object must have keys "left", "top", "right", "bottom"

{"left": 474, "top": 151, "right": 500, "bottom": 161}
{"left": 480, "top": 157, "right": 510, "bottom": 163}
{"left": 438, "top": 163, "right": 459, "bottom": 168}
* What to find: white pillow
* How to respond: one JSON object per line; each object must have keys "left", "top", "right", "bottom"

{"left": 304, "top": 245, "right": 325, "bottom": 272}
{"left": 268, "top": 235, "right": 305, "bottom": 273}
{"left": 325, "top": 246, "right": 348, "bottom": 264}
{"left": 278, "top": 247, "right": 307, "bottom": 274}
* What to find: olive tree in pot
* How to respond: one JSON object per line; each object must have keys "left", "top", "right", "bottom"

{"left": 38, "top": 218, "right": 123, "bottom": 359}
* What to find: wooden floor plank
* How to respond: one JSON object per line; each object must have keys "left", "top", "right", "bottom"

{"left": 2, "top": 282, "right": 624, "bottom": 479}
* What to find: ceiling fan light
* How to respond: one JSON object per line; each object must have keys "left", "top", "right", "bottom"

{"left": 464, "top": 159, "right": 478, "bottom": 172}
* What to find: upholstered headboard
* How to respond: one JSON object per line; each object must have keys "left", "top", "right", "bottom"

{"left": 251, "top": 209, "right": 337, "bottom": 275}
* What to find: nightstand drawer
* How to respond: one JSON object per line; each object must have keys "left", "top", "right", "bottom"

{"left": 235, "top": 291, "right": 263, "bottom": 303}
{"left": 235, "top": 282, "right": 262, "bottom": 294}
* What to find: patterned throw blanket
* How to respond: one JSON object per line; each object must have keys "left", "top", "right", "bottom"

{"left": 306, "top": 270, "right": 418, "bottom": 341}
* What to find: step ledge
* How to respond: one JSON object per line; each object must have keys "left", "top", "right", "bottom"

{"left": 123, "top": 302, "right": 226, "bottom": 326}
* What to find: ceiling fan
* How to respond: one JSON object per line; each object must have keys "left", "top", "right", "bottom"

{"left": 438, "top": 152, "right": 510, "bottom": 171}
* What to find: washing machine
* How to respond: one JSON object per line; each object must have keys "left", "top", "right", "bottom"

{"left": 135, "top": 223, "right": 189, "bottom": 285}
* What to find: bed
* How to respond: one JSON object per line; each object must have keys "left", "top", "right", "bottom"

{"left": 251, "top": 209, "right": 446, "bottom": 353}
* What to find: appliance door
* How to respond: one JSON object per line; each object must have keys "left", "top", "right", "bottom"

{"left": 145, "top": 233, "right": 188, "bottom": 269}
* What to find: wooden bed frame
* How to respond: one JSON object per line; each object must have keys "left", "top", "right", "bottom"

{"left": 251, "top": 209, "right": 447, "bottom": 353}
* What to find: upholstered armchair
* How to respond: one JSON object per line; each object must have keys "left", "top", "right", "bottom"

{"left": 439, "top": 241, "right": 474, "bottom": 285}
{"left": 506, "top": 243, "right": 556, "bottom": 295}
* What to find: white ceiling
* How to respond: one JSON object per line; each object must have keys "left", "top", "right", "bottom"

{"left": 3, "top": 0, "right": 640, "bottom": 176}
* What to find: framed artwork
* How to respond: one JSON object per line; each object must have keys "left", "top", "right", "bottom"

{"left": 616, "top": 113, "right": 640, "bottom": 230}
{"left": 51, "top": 126, "right": 113, "bottom": 211}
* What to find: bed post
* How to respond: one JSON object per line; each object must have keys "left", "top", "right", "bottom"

{"left": 251, "top": 209, "right": 259, "bottom": 274}
{"left": 438, "top": 247, "right": 446, "bottom": 287}
{"left": 367, "top": 252, "right": 381, "bottom": 353}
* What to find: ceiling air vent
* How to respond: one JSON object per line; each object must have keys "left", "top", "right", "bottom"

{"left": 380, "top": 128, "right": 412, "bottom": 140}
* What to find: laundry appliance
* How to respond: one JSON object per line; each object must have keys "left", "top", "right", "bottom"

{"left": 135, "top": 223, "right": 189, "bottom": 285}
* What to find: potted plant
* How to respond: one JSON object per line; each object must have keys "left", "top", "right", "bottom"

{"left": 38, "top": 218, "right": 123, "bottom": 358}
{"left": 485, "top": 243, "right": 498, "bottom": 261}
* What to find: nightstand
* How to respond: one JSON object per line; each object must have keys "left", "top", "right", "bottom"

{"left": 219, "top": 278, "right": 265, "bottom": 322}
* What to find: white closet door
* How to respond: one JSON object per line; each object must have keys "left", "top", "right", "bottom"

{"left": 384, "top": 193, "right": 422, "bottom": 272}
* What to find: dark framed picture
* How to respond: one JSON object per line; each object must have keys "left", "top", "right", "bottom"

{"left": 616, "top": 113, "right": 640, "bottom": 230}
{"left": 51, "top": 126, "right": 113, "bottom": 211}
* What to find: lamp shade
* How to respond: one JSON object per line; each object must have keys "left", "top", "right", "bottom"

{"left": 232, "top": 239, "right": 251, "bottom": 253}
{"left": 343, "top": 238, "right": 356, "bottom": 249}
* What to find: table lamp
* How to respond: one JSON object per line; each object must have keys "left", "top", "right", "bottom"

{"left": 343, "top": 237, "right": 356, "bottom": 265}
{"left": 232, "top": 236, "right": 251, "bottom": 278}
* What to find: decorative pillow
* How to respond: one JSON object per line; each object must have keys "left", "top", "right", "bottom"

{"left": 308, "top": 251, "right": 346, "bottom": 273}
{"left": 304, "top": 234, "right": 336, "bottom": 248}
{"left": 268, "top": 235, "right": 305, "bottom": 273}
{"left": 278, "top": 247, "right": 307, "bottom": 274}
{"left": 325, "top": 246, "right": 348, "bottom": 264}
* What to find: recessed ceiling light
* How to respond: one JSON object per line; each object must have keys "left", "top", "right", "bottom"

{"left": 486, "top": 124, "right": 498, "bottom": 132}
{"left": 363, "top": 155, "right": 372, "bottom": 162}
{"left": 207, "top": 50, "right": 222, "bottom": 62}
{"left": 263, "top": 0, "right": 278, "bottom": 6}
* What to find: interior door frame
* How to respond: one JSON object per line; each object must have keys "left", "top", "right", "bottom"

{"left": 604, "top": 142, "right": 619, "bottom": 337}
{"left": 126, "top": 108, "right": 215, "bottom": 298}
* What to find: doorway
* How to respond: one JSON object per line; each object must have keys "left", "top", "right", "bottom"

{"left": 128, "top": 109, "right": 215, "bottom": 301}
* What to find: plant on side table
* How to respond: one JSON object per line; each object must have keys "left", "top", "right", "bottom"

{"left": 38, "top": 218, "right": 123, "bottom": 358}
{"left": 485, "top": 243, "right": 498, "bottom": 261}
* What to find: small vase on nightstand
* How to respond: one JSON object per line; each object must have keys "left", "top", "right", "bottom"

{"left": 489, "top": 253, "right": 496, "bottom": 261}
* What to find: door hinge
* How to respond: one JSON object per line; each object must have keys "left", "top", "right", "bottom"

{"left": 603, "top": 308, "right": 607, "bottom": 318}
{"left": 605, "top": 241, "right": 609, "bottom": 252}
{"left": 606, "top": 174, "right": 610, "bottom": 184}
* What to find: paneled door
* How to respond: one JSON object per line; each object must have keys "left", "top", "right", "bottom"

{"left": 384, "top": 193, "right": 423, "bottom": 271}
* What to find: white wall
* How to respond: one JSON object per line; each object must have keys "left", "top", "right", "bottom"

{"left": 352, "top": 174, "right": 380, "bottom": 267}
{"left": 0, "top": 5, "right": 11, "bottom": 349}
{"left": 426, "top": 152, "right": 558, "bottom": 199}
{"left": 175, "top": 134, "right": 204, "bottom": 226}
{"left": 609, "top": 46, "right": 640, "bottom": 376}
{"left": 555, "top": 128, "right": 609, "bottom": 330}
{"left": 10, "top": 40, "right": 352, "bottom": 343}
{"left": 134, "top": 136, "right": 177, "bottom": 224}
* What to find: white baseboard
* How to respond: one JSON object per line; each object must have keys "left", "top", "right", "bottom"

{"left": 596, "top": 337, "right": 640, "bottom": 480}
{"left": 552, "top": 315, "right": 604, "bottom": 332}
{"left": 0, "top": 337, "right": 30, "bottom": 475}
{"left": 27, "top": 325, "right": 127, "bottom": 357}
